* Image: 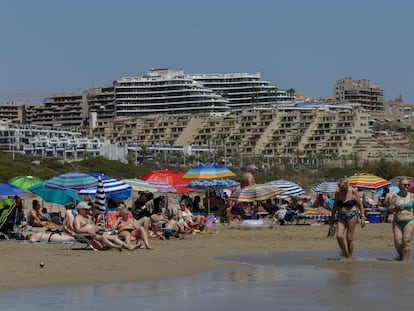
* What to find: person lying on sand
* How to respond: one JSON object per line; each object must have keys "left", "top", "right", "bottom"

{"left": 26, "top": 231, "right": 75, "bottom": 243}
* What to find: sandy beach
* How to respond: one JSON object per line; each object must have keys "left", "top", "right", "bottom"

{"left": 0, "top": 222, "right": 395, "bottom": 290}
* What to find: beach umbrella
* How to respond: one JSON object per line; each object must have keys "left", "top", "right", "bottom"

{"left": 375, "top": 184, "right": 399, "bottom": 197}
{"left": 122, "top": 179, "right": 157, "bottom": 192}
{"left": 8, "top": 175, "right": 43, "bottom": 192}
{"left": 186, "top": 178, "right": 239, "bottom": 189}
{"left": 186, "top": 178, "right": 240, "bottom": 213}
{"left": 78, "top": 177, "right": 132, "bottom": 200}
{"left": 29, "top": 183, "right": 81, "bottom": 205}
{"left": 94, "top": 175, "right": 106, "bottom": 214}
{"left": 182, "top": 163, "right": 236, "bottom": 180}
{"left": 145, "top": 180, "right": 178, "bottom": 193}
{"left": 0, "top": 183, "right": 27, "bottom": 197}
{"left": 312, "top": 181, "right": 338, "bottom": 194}
{"left": 140, "top": 169, "right": 195, "bottom": 194}
{"left": 229, "top": 184, "right": 285, "bottom": 202}
{"left": 44, "top": 172, "right": 98, "bottom": 190}
{"left": 347, "top": 173, "right": 390, "bottom": 190}
{"left": 265, "top": 180, "right": 305, "bottom": 198}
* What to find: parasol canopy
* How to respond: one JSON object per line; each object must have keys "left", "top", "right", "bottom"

{"left": 265, "top": 180, "right": 305, "bottom": 198}
{"left": 0, "top": 183, "right": 27, "bottom": 197}
{"left": 8, "top": 175, "right": 43, "bottom": 192}
{"left": 29, "top": 183, "right": 81, "bottom": 205}
{"left": 311, "top": 181, "right": 338, "bottom": 194}
{"left": 182, "top": 164, "right": 236, "bottom": 180}
{"left": 44, "top": 172, "right": 98, "bottom": 190}
{"left": 229, "top": 184, "right": 285, "bottom": 202}
{"left": 347, "top": 173, "right": 390, "bottom": 190}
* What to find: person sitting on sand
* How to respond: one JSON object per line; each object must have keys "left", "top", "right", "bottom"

{"left": 27, "top": 231, "right": 75, "bottom": 243}
{"left": 112, "top": 208, "right": 153, "bottom": 249}
{"left": 73, "top": 201, "right": 138, "bottom": 251}
{"left": 177, "top": 202, "right": 205, "bottom": 231}
{"left": 27, "top": 200, "right": 60, "bottom": 230}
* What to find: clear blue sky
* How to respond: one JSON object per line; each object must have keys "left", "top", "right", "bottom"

{"left": 1, "top": 0, "right": 413, "bottom": 102}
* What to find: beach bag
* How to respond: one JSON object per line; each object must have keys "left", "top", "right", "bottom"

{"left": 277, "top": 209, "right": 287, "bottom": 221}
{"left": 327, "top": 224, "right": 336, "bottom": 237}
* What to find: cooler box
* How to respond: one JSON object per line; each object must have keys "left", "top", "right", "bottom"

{"left": 366, "top": 211, "right": 380, "bottom": 223}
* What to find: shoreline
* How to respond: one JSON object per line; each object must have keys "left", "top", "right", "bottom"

{"left": 1, "top": 223, "right": 394, "bottom": 290}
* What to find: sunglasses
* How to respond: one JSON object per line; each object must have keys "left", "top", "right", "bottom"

{"left": 402, "top": 183, "right": 410, "bottom": 187}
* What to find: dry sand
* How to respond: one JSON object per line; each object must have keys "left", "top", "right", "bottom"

{"left": 0, "top": 222, "right": 395, "bottom": 290}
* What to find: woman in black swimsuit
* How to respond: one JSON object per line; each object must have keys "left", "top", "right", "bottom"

{"left": 330, "top": 177, "right": 366, "bottom": 260}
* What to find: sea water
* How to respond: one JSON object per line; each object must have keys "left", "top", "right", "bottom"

{"left": 1, "top": 250, "right": 412, "bottom": 311}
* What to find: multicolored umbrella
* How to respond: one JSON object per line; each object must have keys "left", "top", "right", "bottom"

{"left": 347, "top": 173, "right": 390, "bottom": 190}
{"left": 186, "top": 178, "right": 239, "bottom": 189}
{"left": 312, "top": 181, "right": 338, "bottom": 194}
{"left": 121, "top": 179, "right": 157, "bottom": 192}
{"left": 182, "top": 164, "right": 236, "bottom": 180}
{"left": 78, "top": 177, "right": 131, "bottom": 200}
{"left": 229, "top": 184, "right": 285, "bottom": 202}
{"left": 44, "top": 172, "right": 98, "bottom": 190}
{"left": 29, "top": 183, "right": 81, "bottom": 205}
{"left": 0, "top": 183, "right": 27, "bottom": 197}
{"left": 265, "top": 180, "right": 304, "bottom": 198}
{"left": 8, "top": 175, "right": 43, "bottom": 192}
{"left": 146, "top": 180, "right": 177, "bottom": 193}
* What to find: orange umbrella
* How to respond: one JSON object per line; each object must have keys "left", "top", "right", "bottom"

{"left": 347, "top": 173, "right": 390, "bottom": 190}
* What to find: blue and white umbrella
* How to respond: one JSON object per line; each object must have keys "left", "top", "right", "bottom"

{"left": 186, "top": 178, "right": 239, "bottom": 189}
{"left": 186, "top": 178, "right": 239, "bottom": 213}
{"left": 78, "top": 177, "right": 131, "bottom": 200}
{"left": 312, "top": 181, "right": 338, "bottom": 194}
{"left": 266, "top": 180, "right": 305, "bottom": 198}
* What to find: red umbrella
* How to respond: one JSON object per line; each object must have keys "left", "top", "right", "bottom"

{"left": 140, "top": 169, "right": 195, "bottom": 194}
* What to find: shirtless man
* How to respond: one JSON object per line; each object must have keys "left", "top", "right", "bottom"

{"left": 241, "top": 164, "right": 258, "bottom": 188}
{"left": 112, "top": 208, "right": 153, "bottom": 249}
{"left": 73, "top": 201, "right": 137, "bottom": 251}
{"left": 27, "top": 199, "right": 59, "bottom": 230}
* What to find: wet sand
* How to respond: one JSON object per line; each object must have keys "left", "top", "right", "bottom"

{"left": 0, "top": 222, "right": 395, "bottom": 290}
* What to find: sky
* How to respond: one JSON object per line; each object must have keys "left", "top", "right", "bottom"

{"left": 1, "top": 0, "right": 413, "bottom": 103}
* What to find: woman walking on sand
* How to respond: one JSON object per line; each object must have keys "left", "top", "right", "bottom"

{"left": 389, "top": 178, "right": 414, "bottom": 261}
{"left": 330, "top": 177, "right": 366, "bottom": 260}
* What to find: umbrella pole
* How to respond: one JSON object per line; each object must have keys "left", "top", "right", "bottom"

{"left": 206, "top": 186, "right": 211, "bottom": 214}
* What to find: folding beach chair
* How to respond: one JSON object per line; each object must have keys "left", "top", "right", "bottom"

{"left": 69, "top": 234, "right": 103, "bottom": 251}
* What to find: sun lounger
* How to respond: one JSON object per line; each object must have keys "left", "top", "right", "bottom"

{"left": 69, "top": 233, "right": 103, "bottom": 251}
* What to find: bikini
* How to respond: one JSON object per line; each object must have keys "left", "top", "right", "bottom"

{"left": 336, "top": 199, "right": 358, "bottom": 223}
{"left": 48, "top": 231, "right": 61, "bottom": 242}
{"left": 393, "top": 194, "right": 414, "bottom": 229}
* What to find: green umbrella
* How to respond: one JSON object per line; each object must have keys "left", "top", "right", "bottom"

{"left": 9, "top": 176, "right": 44, "bottom": 192}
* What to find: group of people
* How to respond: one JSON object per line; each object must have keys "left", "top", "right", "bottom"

{"left": 25, "top": 189, "right": 212, "bottom": 250}
{"left": 19, "top": 163, "right": 414, "bottom": 261}
{"left": 329, "top": 177, "right": 414, "bottom": 261}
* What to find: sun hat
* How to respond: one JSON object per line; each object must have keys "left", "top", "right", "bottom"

{"left": 76, "top": 201, "right": 90, "bottom": 210}
{"left": 248, "top": 164, "right": 258, "bottom": 171}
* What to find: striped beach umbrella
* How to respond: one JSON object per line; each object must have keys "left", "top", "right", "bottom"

{"left": 94, "top": 176, "right": 106, "bottom": 213}
{"left": 78, "top": 177, "right": 131, "bottom": 200}
{"left": 146, "top": 180, "right": 177, "bottom": 193}
{"left": 229, "top": 184, "right": 285, "bottom": 202}
{"left": 265, "top": 180, "right": 305, "bottom": 198}
{"left": 122, "top": 179, "right": 157, "bottom": 192}
{"left": 312, "top": 181, "right": 338, "bottom": 194}
{"left": 44, "top": 172, "right": 98, "bottom": 190}
{"left": 347, "top": 173, "right": 390, "bottom": 190}
{"left": 182, "top": 164, "right": 236, "bottom": 180}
